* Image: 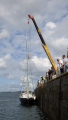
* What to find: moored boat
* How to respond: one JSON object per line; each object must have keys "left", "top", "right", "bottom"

{"left": 19, "top": 35, "right": 36, "bottom": 106}
{"left": 19, "top": 91, "right": 36, "bottom": 105}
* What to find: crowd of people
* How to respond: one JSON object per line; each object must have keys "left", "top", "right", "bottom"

{"left": 37, "top": 54, "right": 68, "bottom": 86}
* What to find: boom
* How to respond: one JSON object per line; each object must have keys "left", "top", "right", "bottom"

{"left": 28, "top": 15, "right": 57, "bottom": 74}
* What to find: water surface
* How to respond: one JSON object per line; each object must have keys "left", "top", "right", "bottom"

{"left": 0, "top": 92, "right": 50, "bottom": 120}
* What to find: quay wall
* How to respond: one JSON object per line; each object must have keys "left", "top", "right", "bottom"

{"left": 35, "top": 72, "right": 68, "bottom": 120}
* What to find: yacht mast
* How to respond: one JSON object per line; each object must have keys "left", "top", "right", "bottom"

{"left": 26, "top": 36, "right": 29, "bottom": 97}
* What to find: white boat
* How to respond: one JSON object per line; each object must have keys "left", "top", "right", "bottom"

{"left": 19, "top": 36, "right": 36, "bottom": 106}
{"left": 19, "top": 91, "right": 36, "bottom": 105}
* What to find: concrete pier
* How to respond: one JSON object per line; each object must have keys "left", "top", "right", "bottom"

{"left": 35, "top": 72, "right": 68, "bottom": 120}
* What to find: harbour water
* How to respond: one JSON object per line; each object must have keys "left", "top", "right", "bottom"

{"left": 0, "top": 92, "right": 50, "bottom": 120}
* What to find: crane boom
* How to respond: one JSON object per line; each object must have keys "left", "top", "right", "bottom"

{"left": 28, "top": 14, "right": 57, "bottom": 74}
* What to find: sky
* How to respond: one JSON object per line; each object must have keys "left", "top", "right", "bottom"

{"left": 0, "top": 0, "right": 68, "bottom": 92}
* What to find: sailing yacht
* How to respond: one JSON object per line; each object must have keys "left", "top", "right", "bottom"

{"left": 19, "top": 91, "right": 36, "bottom": 105}
{"left": 19, "top": 36, "right": 36, "bottom": 106}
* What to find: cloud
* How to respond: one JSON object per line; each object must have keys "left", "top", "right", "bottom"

{"left": 46, "top": 22, "right": 56, "bottom": 29}
{"left": 19, "top": 56, "right": 51, "bottom": 73}
{"left": 32, "top": 56, "right": 51, "bottom": 68}
{"left": 6, "top": 74, "right": 14, "bottom": 79}
{"left": 4, "top": 83, "right": 20, "bottom": 92}
{"left": 4, "top": 54, "right": 11, "bottom": 60}
{"left": 0, "top": 29, "right": 10, "bottom": 39}
{"left": 19, "top": 55, "right": 51, "bottom": 84}
{"left": 0, "top": 54, "right": 12, "bottom": 69}
{"left": 0, "top": 58, "right": 7, "bottom": 68}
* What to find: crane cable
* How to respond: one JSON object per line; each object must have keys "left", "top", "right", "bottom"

{"left": 28, "top": 18, "right": 35, "bottom": 92}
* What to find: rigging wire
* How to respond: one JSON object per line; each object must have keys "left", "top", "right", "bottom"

{"left": 20, "top": 35, "right": 29, "bottom": 93}
{"left": 28, "top": 18, "right": 35, "bottom": 92}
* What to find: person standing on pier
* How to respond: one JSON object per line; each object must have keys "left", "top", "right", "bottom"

{"left": 46, "top": 72, "right": 49, "bottom": 81}
{"left": 57, "top": 58, "right": 63, "bottom": 75}
{"left": 62, "top": 55, "right": 68, "bottom": 72}
{"left": 40, "top": 76, "right": 46, "bottom": 83}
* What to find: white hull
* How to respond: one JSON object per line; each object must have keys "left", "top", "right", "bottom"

{"left": 19, "top": 92, "right": 36, "bottom": 105}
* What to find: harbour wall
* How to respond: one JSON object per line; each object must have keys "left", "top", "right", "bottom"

{"left": 35, "top": 72, "right": 68, "bottom": 120}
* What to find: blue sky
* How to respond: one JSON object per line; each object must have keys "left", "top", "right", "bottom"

{"left": 0, "top": 0, "right": 68, "bottom": 92}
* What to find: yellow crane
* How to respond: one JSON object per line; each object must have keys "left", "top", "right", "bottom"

{"left": 28, "top": 14, "right": 57, "bottom": 75}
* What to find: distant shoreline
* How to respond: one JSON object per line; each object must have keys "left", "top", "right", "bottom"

{"left": 0, "top": 91, "right": 20, "bottom": 93}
